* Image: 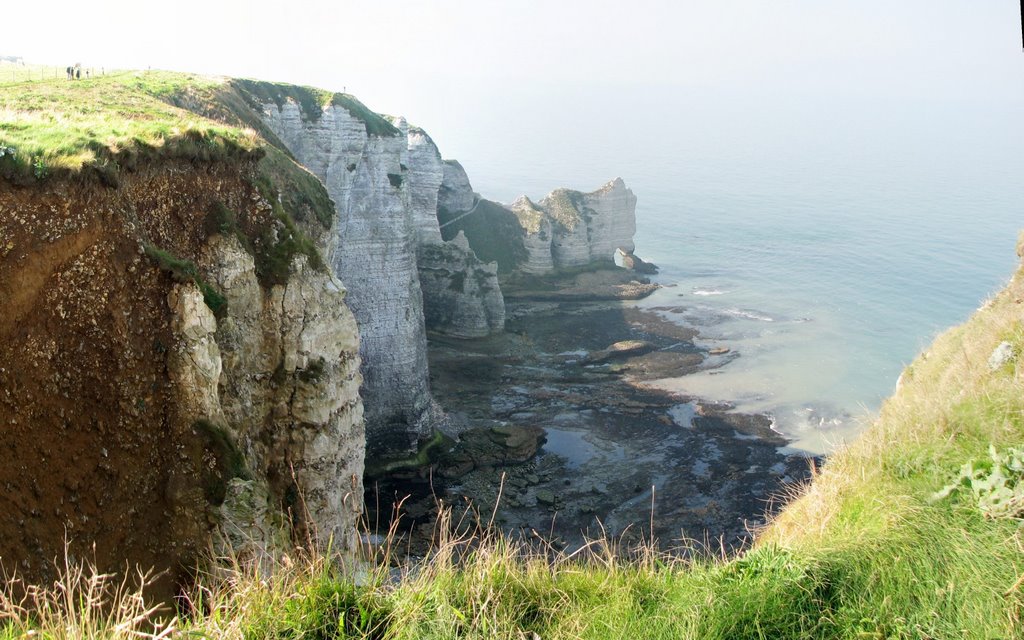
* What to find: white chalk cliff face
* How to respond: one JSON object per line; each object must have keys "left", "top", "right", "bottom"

{"left": 261, "top": 102, "right": 437, "bottom": 455}
{"left": 404, "top": 125, "right": 445, "bottom": 247}
{"left": 400, "top": 125, "right": 505, "bottom": 338}
{"left": 259, "top": 100, "right": 503, "bottom": 454}
{"left": 438, "top": 159, "right": 477, "bottom": 215}
{"left": 171, "top": 233, "right": 365, "bottom": 556}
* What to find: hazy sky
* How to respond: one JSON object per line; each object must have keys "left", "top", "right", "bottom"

{"left": 7, "top": 2, "right": 1023, "bottom": 105}
{"left": 5, "top": 1, "right": 1023, "bottom": 188}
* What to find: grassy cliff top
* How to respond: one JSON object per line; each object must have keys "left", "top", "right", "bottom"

{"left": 0, "top": 71, "right": 261, "bottom": 182}
{"left": 0, "top": 69, "right": 400, "bottom": 185}
{"left": 231, "top": 78, "right": 401, "bottom": 137}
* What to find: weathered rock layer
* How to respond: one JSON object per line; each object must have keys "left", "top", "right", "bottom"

{"left": 258, "top": 95, "right": 505, "bottom": 454}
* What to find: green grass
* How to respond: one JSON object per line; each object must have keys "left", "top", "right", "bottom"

{"left": 257, "top": 144, "right": 336, "bottom": 230}
{"left": 439, "top": 199, "right": 530, "bottom": 273}
{"left": 0, "top": 60, "right": 84, "bottom": 84}
{"left": 194, "top": 419, "right": 251, "bottom": 506}
{"left": 249, "top": 172, "right": 328, "bottom": 286}
{"left": 0, "top": 70, "right": 260, "bottom": 183}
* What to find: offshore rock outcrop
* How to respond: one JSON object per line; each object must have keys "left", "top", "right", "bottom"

{"left": 0, "top": 159, "right": 364, "bottom": 596}
{"left": 511, "top": 179, "right": 638, "bottom": 273}
{"left": 439, "top": 176, "right": 640, "bottom": 276}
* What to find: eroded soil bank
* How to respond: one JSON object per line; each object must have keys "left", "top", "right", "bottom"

{"left": 367, "top": 289, "right": 815, "bottom": 555}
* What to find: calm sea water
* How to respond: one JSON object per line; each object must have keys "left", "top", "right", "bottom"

{"left": 427, "top": 84, "right": 1024, "bottom": 454}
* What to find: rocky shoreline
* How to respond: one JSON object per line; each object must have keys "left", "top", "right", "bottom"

{"left": 366, "top": 270, "right": 814, "bottom": 555}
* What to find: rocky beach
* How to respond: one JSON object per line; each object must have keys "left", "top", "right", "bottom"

{"left": 367, "top": 269, "right": 815, "bottom": 554}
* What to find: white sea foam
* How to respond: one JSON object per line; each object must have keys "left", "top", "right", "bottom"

{"left": 692, "top": 288, "right": 729, "bottom": 296}
{"left": 724, "top": 308, "right": 775, "bottom": 322}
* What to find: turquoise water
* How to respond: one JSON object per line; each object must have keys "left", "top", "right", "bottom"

{"left": 433, "top": 85, "right": 1024, "bottom": 453}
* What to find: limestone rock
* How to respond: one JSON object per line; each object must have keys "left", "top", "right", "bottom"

{"left": 619, "top": 249, "right": 659, "bottom": 274}
{"left": 438, "top": 159, "right": 476, "bottom": 215}
{"left": 584, "top": 340, "right": 658, "bottom": 364}
{"left": 167, "top": 284, "right": 224, "bottom": 422}
{"left": 191, "top": 234, "right": 365, "bottom": 553}
{"left": 261, "top": 100, "right": 435, "bottom": 454}
{"left": 446, "top": 178, "right": 640, "bottom": 276}
{"left": 404, "top": 124, "right": 445, "bottom": 246}
{"left": 418, "top": 232, "right": 505, "bottom": 338}
{"left": 989, "top": 341, "right": 1015, "bottom": 371}
{"left": 438, "top": 425, "right": 547, "bottom": 477}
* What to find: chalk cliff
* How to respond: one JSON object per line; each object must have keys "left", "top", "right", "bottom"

{"left": 258, "top": 99, "right": 438, "bottom": 456}
{"left": 256, "top": 91, "right": 503, "bottom": 453}
{"left": 418, "top": 231, "right": 505, "bottom": 338}
{"left": 401, "top": 126, "right": 505, "bottom": 339}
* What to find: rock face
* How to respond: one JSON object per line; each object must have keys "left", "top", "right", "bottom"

{"left": 261, "top": 101, "right": 437, "bottom": 456}
{"left": 196, "top": 235, "right": 364, "bottom": 553}
{"left": 524, "top": 179, "right": 637, "bottom": 271}
{"left": 438, "top": 159, "right": 476, "bottom": 215}
{"left": 0, "top": 159, "right": 364, "bottom": 596}
{"left": 442, "top": 178, "right": 640, "bottom": 275}
{"left": 259, "top": 97, "right": 504, "bottom": 453}
{"left": 418, "top": 231, "right": 505, "bottom": 338}
{"left": 404, "top": 125, "right": 445, "bottom": 246}
{"left": 401, "top": 130, "right": 504, "bottom": 339}
{"left": 618, "top": 248, "right": 659, "bottom": 274}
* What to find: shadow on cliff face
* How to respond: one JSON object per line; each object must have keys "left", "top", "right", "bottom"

{"left": 366, "top": 299, "right": 815, "bottom": 556}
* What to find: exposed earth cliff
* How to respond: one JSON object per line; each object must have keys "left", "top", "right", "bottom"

{"left": 0, "top": 141, "right": 364, "bottom": 595}
{"left": 0, "top": 71, "right": 655, "bottom": 594}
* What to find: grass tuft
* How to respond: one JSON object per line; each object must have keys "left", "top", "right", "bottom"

{"left": 143, "top": 244, "right": 227, "bottom": 315}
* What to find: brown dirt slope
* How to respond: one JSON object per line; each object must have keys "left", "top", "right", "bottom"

{"left": 0, "top": 159, "right": 277, "bottom": 598}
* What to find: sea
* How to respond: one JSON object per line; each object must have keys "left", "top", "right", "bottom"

{"left": 417, "top": 82, "right": 1024, "bottom": 455}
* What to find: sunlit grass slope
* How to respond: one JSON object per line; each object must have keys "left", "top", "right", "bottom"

{"left": 0, "top": 70, "right": 259, "bottom": 182}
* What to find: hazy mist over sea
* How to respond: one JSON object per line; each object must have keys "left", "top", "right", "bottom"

{"left": 420, "top": 81, "right": 1024, "bottom": 453}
